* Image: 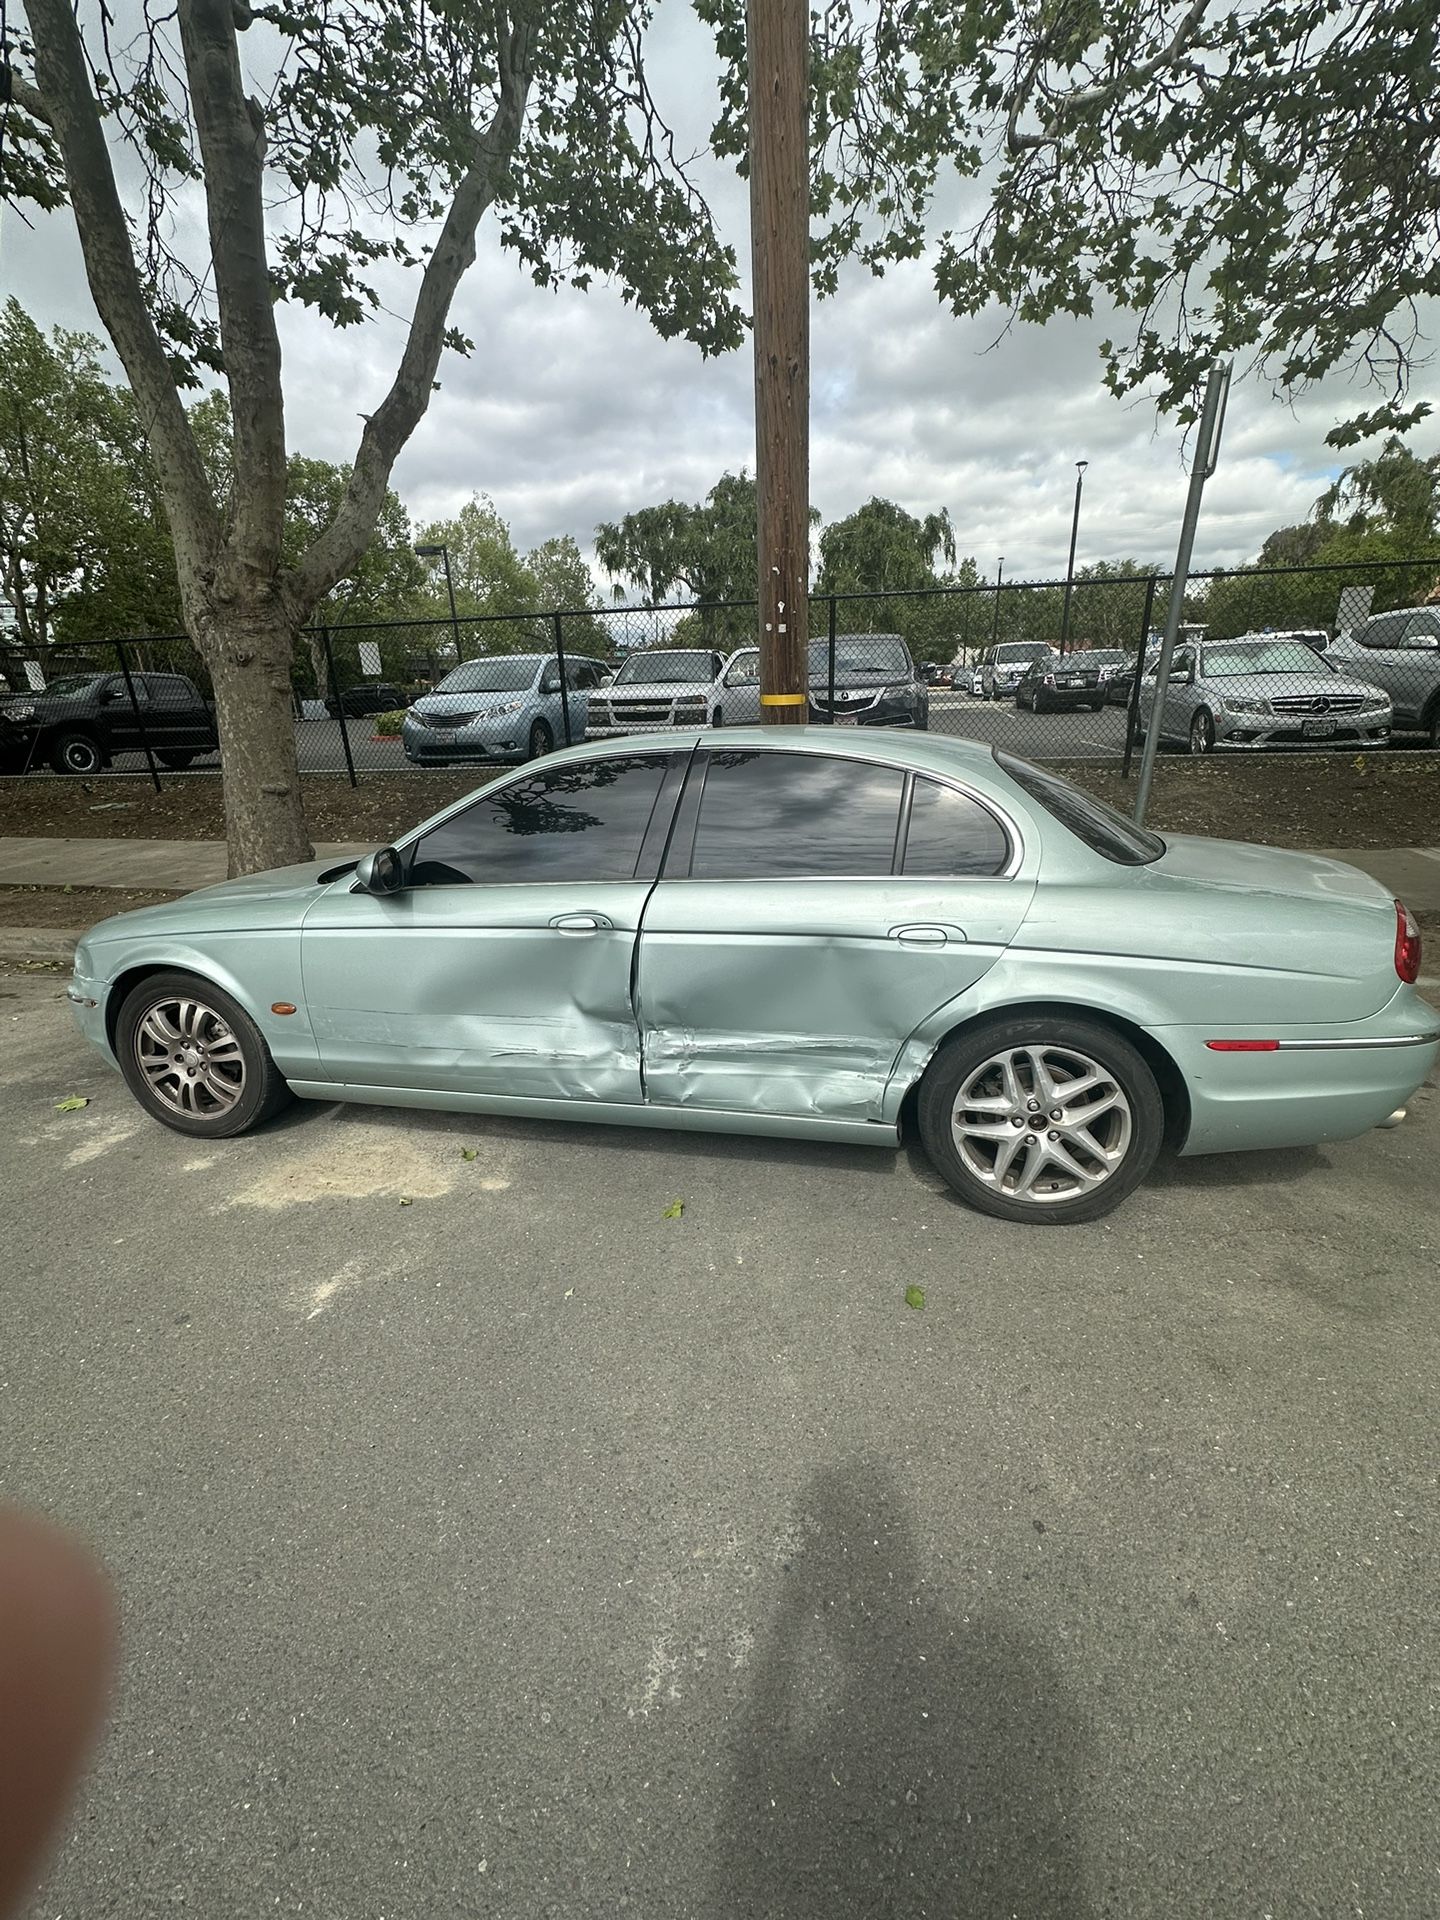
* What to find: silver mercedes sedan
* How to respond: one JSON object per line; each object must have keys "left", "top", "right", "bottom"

{"left": 67, "top": 730, "right": 1436, "bottom": 1226}
{"left": 1138, "top": 635, "right": 1392, "bottom": 753}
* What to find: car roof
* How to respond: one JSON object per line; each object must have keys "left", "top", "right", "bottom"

{"left": 533, "top": 724, "right": 1004, "bottom": 781}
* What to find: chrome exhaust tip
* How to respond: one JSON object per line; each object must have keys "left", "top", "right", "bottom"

{"left": 1376, "top": 1107, "right": 1408, "bottom": 1130}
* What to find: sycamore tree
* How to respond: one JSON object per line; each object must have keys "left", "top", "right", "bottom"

{"left": 5, "top": 1, "right": 742, "bottom": 872}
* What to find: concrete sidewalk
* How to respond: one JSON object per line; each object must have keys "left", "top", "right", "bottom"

{"left": 4, "top": 834, "right": 1440, "bottom": 910}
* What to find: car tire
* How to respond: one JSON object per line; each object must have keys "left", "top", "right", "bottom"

{"left": 115, "top": 970, "right": 294, "bottom": 1139}
{"left": 712, "top": 707, "right": 723, "bottom": 728}
{"left": 51, "top": 732, "right": 105, "bottom": 776}
{"left": 157, "top": 751, "right": 194, "bottom": 770}
{"left": 528, "top": 719, "right": 554, "bottom": 759}
{"left": 917, "top": 1015, "right": 1164, "bottom": 1225}
{"left": 1423, "top": 698, "right": 1440, "bottom": 748}
{"left": 1189, "top": 709, "right": 1216, "bottom": 755}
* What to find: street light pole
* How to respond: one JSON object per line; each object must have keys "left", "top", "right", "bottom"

{"left": 415, "top": 543, "right": 460, "bottom": 659}
{"left": 1058, "top": 461, "right": 1088, "bottom": 655}
{"left": 989, "top": 556, "right": 1005, "bottom": 648}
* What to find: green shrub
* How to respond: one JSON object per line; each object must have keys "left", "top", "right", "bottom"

{"left": 372, "top": 709, "right": 407, "bottom": 736}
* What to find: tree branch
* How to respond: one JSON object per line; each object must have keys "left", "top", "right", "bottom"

{"left": 292, "top": 13, "right": 536, "bottom": 613}
{"left": 175, "top": 0, "right": 287, "bottom": 577}
{"left": 24, "top": 0, "right": 219, "bottom": 580}
{"left": 7, "top": 75, "right": 53, "bottom": 124}
{"left": 1006, "top": 0, "right": 1214, "bottom": 156}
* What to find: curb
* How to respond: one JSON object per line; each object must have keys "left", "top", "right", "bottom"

{"left": 0, "top": 927, "right": 81, "bottom": 965}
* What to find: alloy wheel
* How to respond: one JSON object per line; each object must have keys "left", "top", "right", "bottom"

{"left": 949, "top": 1043, "right": 1134, "bottom": 1207}
{"left": 134, "top": 996, "right": 246, "bottom": 1118}
{"left": 1189, "top": 710, "right": 1215, "bottom": 754}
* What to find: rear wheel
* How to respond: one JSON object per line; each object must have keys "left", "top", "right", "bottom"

{"left": 917, "top": 1015, "right": 1164, "bottom": 1224}
{"left": 115, "top": 970, "right": 293, "bottom": 1138}
{"left": 1189, "top": 708, "right": 1216, "bottom": 755}
{"left": 51, "top": 732, "right": 104, "bottom": 776}
{"left": 528, "top": 719, "right": 554, "bottom": 759}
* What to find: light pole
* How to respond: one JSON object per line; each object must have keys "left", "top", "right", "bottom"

{"left": 1058, "top": 460, "right": 1088, "bottom": 655}
{"left": 415, "top": 543, "right": 460, "bottom": 660}
{"left": 989, "top": 555, "right": 1005, "bottom": 650}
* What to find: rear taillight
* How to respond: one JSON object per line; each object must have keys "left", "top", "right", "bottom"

{"left": 1395, "top": 899, "right": 1421, "bottom": 984}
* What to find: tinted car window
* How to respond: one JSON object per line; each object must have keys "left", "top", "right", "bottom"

{"left": 994, "top": 750, "right": 1164, "bottom": 866}
{"left": 409, "top": 754, "right": 669, "bottom": 886}
{"left": 903, "top": 778, "right": 1010, "bottom": 877}
{"left": 1398, "top": 611, "right": 1440, "bottom": 647}
{"left": 685, "top": 750, "right": 903, "bottom": 879}
{"left": 1359, "top": 613, "right": 1405, "bottom": 648}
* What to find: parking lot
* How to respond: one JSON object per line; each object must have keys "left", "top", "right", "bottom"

{"left": 5, "top": 969, "right": 1438, "bottom": 1918}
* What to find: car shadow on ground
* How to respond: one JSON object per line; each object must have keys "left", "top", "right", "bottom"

{"left": 277, "top": 1092, "right": 902, "bottom": 1180}
{"left": 901, "top": 1133, "right": 1330, "bottom": 1212}
{"left": 699, "top": 1459, "right": 1093, "bottom": 1919}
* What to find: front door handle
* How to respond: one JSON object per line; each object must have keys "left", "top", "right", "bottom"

{"left": 889, "top": 924, "right": 951, "bottom": 947}
{"left": 549, "top": 912, "right": 613, "bottom": 933}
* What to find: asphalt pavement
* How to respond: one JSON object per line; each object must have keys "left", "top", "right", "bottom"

{"left": 5, "top": 975, "right": 1439, "bottom": 1918}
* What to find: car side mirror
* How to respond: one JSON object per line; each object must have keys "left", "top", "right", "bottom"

{"left": 355, "top": 846, "right": 404, "bottom": 895}
{"left": 541, "top": 672, "right": 562, "bottom": 693}
{"left": 97, "top": 685, "right": 119, "bottom": 704}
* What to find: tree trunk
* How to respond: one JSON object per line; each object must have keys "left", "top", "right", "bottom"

{"left": 191, "top": 599, "right": 313, "bottom": 877}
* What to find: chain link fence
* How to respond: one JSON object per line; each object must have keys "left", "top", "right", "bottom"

{"left": 3, "top": 556, "right": 1438, "bottom": 787}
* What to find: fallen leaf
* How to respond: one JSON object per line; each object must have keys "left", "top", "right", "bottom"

{"left": 54, "top": 1095, "right": 89, "bottom": 1113}
{"left": 563, "top": 1288, "right": 574, "bottom": 1300}
{"left": 904, "top": 1285, "right": 925, "bottom": 1311}
{"left": 661, "top": 1199, "right": 684, "bottom": 1220}
{"left": 460, "top": 1147, "right": 478, "bottom": 1161}
{"left": 398, "top": 1196, "right": 414, "bottom": 1207}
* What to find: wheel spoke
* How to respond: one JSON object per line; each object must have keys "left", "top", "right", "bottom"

{"left": 1024, "top": 1048, "right": 1060, "bottom": 1106}
{"left": 990, "top": 1131, "right": 1026, "bottom": 1185}
{"left": 205, "top": 1037, "right": 243, "bottom": 1065}
{"left": 140, "top": 1006, "right": 182, "bottom": 1048}
{"left": 956, "top": 1118, "right": 1018, "bottom": 1142}
{"left": 1009, "top": 1139, "right": 1046, "bottom": 1195}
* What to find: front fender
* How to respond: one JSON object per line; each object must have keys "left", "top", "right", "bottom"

{"left": 87, "top": 930, "right": 320, "bottom": 1078}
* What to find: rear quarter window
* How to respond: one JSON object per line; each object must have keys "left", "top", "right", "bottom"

{"left": 993, "top": 750, "right": 1163, "bottom": 866}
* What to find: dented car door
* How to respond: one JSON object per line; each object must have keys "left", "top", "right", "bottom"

{"left": 636, "top": 747, "right": 1034, "bottom": 1121}
{"left": 300, "top": 751, "right": 682, "bottom": 1100}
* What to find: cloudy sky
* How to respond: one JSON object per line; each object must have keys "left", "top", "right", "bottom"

{"left": 5, "top": 0, "right": 1437, "bottom": 587}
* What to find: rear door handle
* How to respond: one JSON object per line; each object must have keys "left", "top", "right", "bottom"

{"left": 889, "top": 924, "right": 952, "bottom": 947}
{"left": 550, "top": 912, "right": 613, "bottom": 933}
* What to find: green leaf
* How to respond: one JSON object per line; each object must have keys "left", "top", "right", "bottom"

{"left": 661, "top": 1199, "right": 684, "bottom": 1220}
{"left": 460, "top": 1147, "right": 478, "bottom": 1161}
{"left": 904, "top": 1285, "right": 925, "bottom": 1311}
{"left": 54, "top": 1095, "right": 89, "bottom": 1112}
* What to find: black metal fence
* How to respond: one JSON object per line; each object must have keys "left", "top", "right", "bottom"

{"left": 3, "top": 555, "right": 1438, "bottom": 787}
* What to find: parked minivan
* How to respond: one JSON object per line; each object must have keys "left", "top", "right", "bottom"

{"left": 401, "top": 653, "right": 607, "bottom": 764}
{"left": 977, "top": 642, "right": 1059, "bottom": 700}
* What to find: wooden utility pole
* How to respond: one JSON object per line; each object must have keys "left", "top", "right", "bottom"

{"left": 747, "top": 0, "right": 809, "bottom": 724}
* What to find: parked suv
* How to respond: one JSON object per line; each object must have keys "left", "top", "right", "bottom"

{"left": 402, "top": 653, "right": 605, "bottom": 764}
{"left": 978, "top": 642, "right": 1058, "bottom": 699}
{"left": 327, "top": 682, "right": 406, "bottom": 718}
{"left": 0, "top": 669, "right": 218, "bottom": 775}
{"left": 716, "top": 635, "right": 929, "bottom": 729}
{"left": 1322, "top": 605, "right": 1440, "bottom": 743}
{"left": 1137, "top": 635, "right": 1391, "bottom": 754}
{"left": 585, "top": 649, "right": 727, "bottom": 735}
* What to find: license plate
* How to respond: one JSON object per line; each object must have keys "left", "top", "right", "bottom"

{"left": 833, "top": 713, "right": 859, "bottom": 726}
{"left": 1302, "top": 717, "right": 1336, "bottom": 738}
{"left": 1062, "top": 677, "right": 1084, "bottom": 688}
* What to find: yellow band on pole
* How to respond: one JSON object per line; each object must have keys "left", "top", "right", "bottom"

{"left": 759, "top": 693, "right": 809, "bottom": 706}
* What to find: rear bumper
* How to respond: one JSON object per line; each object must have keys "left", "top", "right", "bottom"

{"left": 1161, "top": 998, "right": 1440, "bottom": 1155}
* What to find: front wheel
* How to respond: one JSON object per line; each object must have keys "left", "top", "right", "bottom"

{"left": 917, "top": 1016, "right": 1164, "bottom": 1224}
{"left": 157, "top": 751, "right": 194, "bottom": 770}
{"left": 527, "top": 719, "right": 554, "bottom": 760}
{"left": 1189, "top": 708, "right": 1216, "bottom": 755}
{"left": 51, "top": 732, "right": 105, "bottom": 776}
{"left": 115, "top": 970, "right": 293, "bottom": 1138}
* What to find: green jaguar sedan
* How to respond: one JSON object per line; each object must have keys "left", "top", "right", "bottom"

{"left": 67, "top": 730, "right": 1437, "bottom": 1225}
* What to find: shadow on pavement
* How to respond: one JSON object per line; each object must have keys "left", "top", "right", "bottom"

{"left": 703, "top": 1461, "right": 1092, "bottom": 1919}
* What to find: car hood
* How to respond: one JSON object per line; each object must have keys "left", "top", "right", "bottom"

{"left": 81, "top": 859, "right": 340, "bottom": 945}
{"left": 1205, "top": 670, "right": 1388, "bottom": 702}
{"left": 412, "top": 691, "right": 535, "bottom": 717}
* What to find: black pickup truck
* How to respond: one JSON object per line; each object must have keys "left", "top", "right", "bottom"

{"left": 0, "top": 670, "right": 219, "bottom": 775}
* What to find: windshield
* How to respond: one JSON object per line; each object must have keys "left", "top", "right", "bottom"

{"left": 434, "top": 657, "right": 542, "bottom": 695}
{"left": 1077, "top": 650, "right": 1129, "bottom": 667}
{"left": 994, "top": 750, "right": 1164, "bottom": 866}
{"left": 612, "top": 651, "right": 716, "bottom": 685}
{"left": 1202, "top": 640, "right": 1336, "bottom": 677}
{"left": 995, "top": 644, "right": 1052, "bottom": 663}
{"left": 18, "top": 675, "right": 100, "bottom": 699}
{"left": 809, "top": 637, "right": 911, "bottom": 678}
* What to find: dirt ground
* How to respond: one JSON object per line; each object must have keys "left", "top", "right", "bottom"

{"left": 2, "top": 752, "right": 1439, "bottom": 850}
{"left": 0, "top": 885, "right": 181, "bottom": 926}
